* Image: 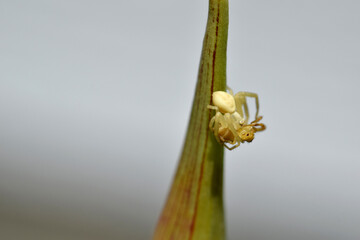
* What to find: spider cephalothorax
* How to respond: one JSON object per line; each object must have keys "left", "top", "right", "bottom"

{"left": 208, "top": 87, "right": 266, "bottom": 150}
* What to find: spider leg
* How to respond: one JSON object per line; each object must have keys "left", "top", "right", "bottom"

{"left": 209, "top": 116, "right": 216, "bottom": 129}
{"left": 207, "top": 105, "right": 219, "bottom": 111}
{"left": 223, "top": 143, "right": 233, "bottom": 150}
{"left": 231, "top": 112, "right": 245, "bottom": 126}
{"left": 208, "top": 105, "right": 219, "bottom": 130}
{"left": 235, "top": 92, "right": 260, "bottom": 120}
{"left": 253, "top": 123, "right": 266, "bottom": 132}
{"left": 243, "top": 97, "right": 250, "bottom": 124}
{"left": 212, "top": 112, "right": 223, "bottom": 143}
{"left": 250, "top": 116, "right": 263, "bottom": 124}
{"left": 226, "top": 141, "right": 240, "bottom": 150}
{"left": 227, "top": 86, "right": 234, "bottom": 96}
{"left": 247, "top": 116, "right": 266, "bottom": 132}
{"left": 234, "top": 94, "right": 248, "bottom": 123}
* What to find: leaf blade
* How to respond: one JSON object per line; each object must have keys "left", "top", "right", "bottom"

{"left": 153, "top": 1, "right": 228, "bottom": 239}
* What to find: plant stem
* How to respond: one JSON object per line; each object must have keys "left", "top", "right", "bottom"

{"left": 153, "top": 0, "right": 228, "bottom": 239}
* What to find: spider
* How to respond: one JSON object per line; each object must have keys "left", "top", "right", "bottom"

{"left": 208, "top": 87, "right": 266, "bottom": 150}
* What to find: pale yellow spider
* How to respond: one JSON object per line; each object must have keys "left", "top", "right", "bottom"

{"left": 208, "top": 87, "right": 266, "bottom": 150}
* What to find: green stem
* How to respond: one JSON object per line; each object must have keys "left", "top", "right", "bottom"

{"left": 154, "top": 0, "right": 228, "bottom": 239}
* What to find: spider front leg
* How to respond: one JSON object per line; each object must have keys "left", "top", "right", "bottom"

{"left": 226, "top": 86, "right": 234, "bottom": 96}
{"left": 234, "top": 92, "right": 260, "bottom": 122}
{"left": 250, "top": 116, "right": 263, "bottom": 124}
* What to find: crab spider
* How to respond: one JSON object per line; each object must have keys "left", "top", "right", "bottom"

{"left": 207, "top": 87, "right": 266, "bottom": 150}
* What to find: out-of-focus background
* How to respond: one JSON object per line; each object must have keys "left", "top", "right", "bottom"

{"left": 1, "top": 0, "right": 360, "bottom": 239}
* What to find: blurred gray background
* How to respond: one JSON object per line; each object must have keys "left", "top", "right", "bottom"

{"left": 1, "top": 0, "right": 360, "bottom": 239}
